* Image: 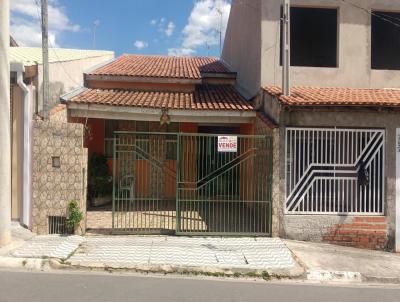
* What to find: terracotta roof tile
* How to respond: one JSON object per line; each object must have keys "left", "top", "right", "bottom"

{"left": 89, "top": 55, "right": 232, "bottom": 79}
{"left": 263, "top": 86, "right": 400, "bottom": 107}
{"left": 68, "top": 85, "right": 253, "bottom": 111}
{"left": 49, "top": 104, "right": 66, "bottom": 116}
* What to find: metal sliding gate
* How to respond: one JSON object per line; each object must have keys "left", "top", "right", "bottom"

{"left": 285, "top": 128, "right": 385, "bottom": 215}
{"left": 112, "top": 132, "right": 273, "bottom": 235}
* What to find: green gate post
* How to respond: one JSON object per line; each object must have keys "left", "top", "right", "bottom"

{"left": 175, "top": 133, "right": 181, "bottom": 233}
{"left": 267, "top": 136, "right": 273, "bottom": 236}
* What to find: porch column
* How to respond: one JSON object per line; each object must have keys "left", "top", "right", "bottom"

{"left": 395, "top": 129, "right": 400, "bottom": 252}
{"left": 0, "top": 0, "right": 12, "bottom": 246}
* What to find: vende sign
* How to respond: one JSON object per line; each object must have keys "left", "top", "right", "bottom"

{"left": 218, "top": 136, "right": 238, "bottom": 152}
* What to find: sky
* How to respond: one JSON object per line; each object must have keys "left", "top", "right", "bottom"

{"left": 10, "top": 0, "right": 232, "bottom": 57}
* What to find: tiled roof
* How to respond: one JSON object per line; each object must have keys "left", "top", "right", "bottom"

{"left": 68, "top": 85, "right": 253, "bottom": 111}
{"left": 88, "top": 55, "right": 233, "bottom": 79}
{"left": 10, "top": 47, "right": 114, "bottom": 66}
{"left": 49, "top": 104, "right": 66, "bottom": 116}
{"left": 264, "top": 86, "right": 400, "bottom": 107}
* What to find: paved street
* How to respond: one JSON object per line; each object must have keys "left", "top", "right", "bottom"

{"left": 0, "top": 270, "right": 399, "bottom": 302}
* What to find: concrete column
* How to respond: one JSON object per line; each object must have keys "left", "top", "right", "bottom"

{"left": 396, "top": 129, "right": 400, "bottom": 252}
{"left": 0, "top": 0, "right": 12, "bottom": 246}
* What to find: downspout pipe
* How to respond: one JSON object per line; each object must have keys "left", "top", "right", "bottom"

{"left": 11, "top": 62, "right": 31, "bottom": 228}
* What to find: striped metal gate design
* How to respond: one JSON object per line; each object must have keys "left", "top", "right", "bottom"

{"left": 112, "top": 132, "right": 273, "bottom": 235}
{"left": 285, "top": 128, "right": 385, "bottom": 215}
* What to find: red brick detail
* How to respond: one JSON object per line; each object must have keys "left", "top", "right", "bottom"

{"left": 353, "top": 217, "right": 386, "bottom": 223}
{"left": 322, "top": 216, "right": 388, "bottom": 251}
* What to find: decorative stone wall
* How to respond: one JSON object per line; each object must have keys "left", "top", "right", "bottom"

{"left": 31, "top": 105, "right": 87, "bottom": 234}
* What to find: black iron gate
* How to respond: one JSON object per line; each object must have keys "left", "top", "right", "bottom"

{"left": 112, "top": 132, "right": 272, "bottom": 235}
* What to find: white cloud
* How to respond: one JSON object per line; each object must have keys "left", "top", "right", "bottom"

{"left": 10, "top": 0, "right": 80, "bottom": 47}
{"left": 168, "top": 48, "right": 195, "bottom": 56}
{"left": 134, "top": 40, "right": 149, "bottom": 50}
{"left": 171, "top": 0, "right": 231, "bottom": 56}
{"left": 151, "top": 17, "right": 176, "bottom": 38}
{"left": 165, "top": 22, "right": 175, "bottom": 37}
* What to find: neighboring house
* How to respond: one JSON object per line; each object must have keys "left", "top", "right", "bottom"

{"left": 61, "top": 55, "right": 273, "bottom": 236}
{"left": 222, "top": 0, "right": 400, "bottom": 251}
{"left": 10, "top": 47, "right": 114, "bottom": 231}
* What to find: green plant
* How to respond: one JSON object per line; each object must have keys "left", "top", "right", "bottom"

{"left": 88, "top": 153, "right": 112, "bottom": 199}
{"left": 66, "top": 200, "right": 84, "bottom": 232}
{"left": 261, "top": 271, "right": 271, "bottom": 281}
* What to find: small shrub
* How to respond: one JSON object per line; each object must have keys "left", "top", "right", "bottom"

{"left": 261, "top": 271, "right": 271, "bottom": 281}
{"left": 66, "top": 200, "right": 84, "bottom": 233}
{"left": 88, "top": 153, "right": 112, "bottom": 200}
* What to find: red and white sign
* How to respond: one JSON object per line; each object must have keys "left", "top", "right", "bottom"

{"left": 218, "top": 136, "right": 238, "bottom": 152}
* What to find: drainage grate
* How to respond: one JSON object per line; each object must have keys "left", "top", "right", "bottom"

{"left": 48, "top": 216, "right": 72, "bottom": 234}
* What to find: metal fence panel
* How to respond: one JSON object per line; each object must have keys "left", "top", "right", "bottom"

{"left": 112, "top": 132, "right": 273, "bottom": 236}
{"left": 177, "top": 134, "right": 272, "bottom": 235}
{"left": 285, "top": 128, "right": 385, "bottom": 215}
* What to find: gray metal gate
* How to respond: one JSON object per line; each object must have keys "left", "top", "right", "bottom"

{"left": 285, "top": 128, "right": 385, "bottom": 215}
{"left": 112, "top": 132, "right": 273, "bottom": 235}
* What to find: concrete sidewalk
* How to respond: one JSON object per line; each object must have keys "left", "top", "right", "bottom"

{"left": 2, "top": 231, "right": 400, "bottom": 284}
{"left": 68, "top": 236, "right": 301, "bottom": 277}
{"left": 285, "top": 240, "right": 400, "bottom": 283}
{"left": 0, "top": 222, "right": 35, "bottom": 257}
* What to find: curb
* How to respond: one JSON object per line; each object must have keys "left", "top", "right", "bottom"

{"left": 49, "top": 259, "right": 305, "bottom": 280}
{"left": 306, "top": 269, "right": 400, "bottom": 285}
{"left": 361, "top": 275, "right": 400, "bottom": 285}
{"left": 3, "top": 257, "right": 400, "bottom": 285}
{"left": 307, "top": 270, "right": 362, "bottom": 283}
{"left": 0, "top": 257, "right": 50, "bottom": 271}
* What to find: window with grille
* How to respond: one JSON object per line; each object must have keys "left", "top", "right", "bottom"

{"left": 48, "top": 216, "right": 72, "bottom": 234}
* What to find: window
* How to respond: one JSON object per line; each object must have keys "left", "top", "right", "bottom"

{"left": 281, "top": 7, "right": 338, "bottom": 67}
{"left": 104, "top": 120, "right": 137, "bottom": 158}
{"left": 165, "top": 123, "right": 179, "bottom": 160}
{"left": 372, "top": 11, "right": 400, "bottom": 70}
{"left": 51, "top": 156, "right": 61, "bottom": 168}
{"left": 104, "top": 121, "right": 180, "bottom": 160}
{"left": 104, "top": 120, "right": 119, "bottom": 158}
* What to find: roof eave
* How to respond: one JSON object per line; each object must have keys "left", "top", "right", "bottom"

{"left": 85, "top": 74, "right": 202, "bottom": 84}
{"left": 66, "top": 102, "right": 256, "bottom": 123}
{"left": 60, "top": 87, "right": 88, "bottom": 103}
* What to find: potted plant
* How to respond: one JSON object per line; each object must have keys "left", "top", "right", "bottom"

{"left": 66, "top": 200, "right": 84, "bottom": 234}
{"left": 88, "top": 153, "right": 112, "bottom": 207}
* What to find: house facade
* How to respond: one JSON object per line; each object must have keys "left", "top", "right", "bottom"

{"left": 10, "top": 47, "right": 114, "bottom": 233}
{"left": 223, "top": 0, "right": 400, "bottom": 251}
{"left": 62, "top": 55, "right": 274, "bottom": 236}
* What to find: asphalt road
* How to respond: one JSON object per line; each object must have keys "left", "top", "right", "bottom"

{"left": 0, "top": 270, "right": 399, "bottom": 302}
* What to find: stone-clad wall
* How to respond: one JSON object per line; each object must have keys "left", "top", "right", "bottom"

{"left": 31, "top": 106, "right": 87, "bottom": 234}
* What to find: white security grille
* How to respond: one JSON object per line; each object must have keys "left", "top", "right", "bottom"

{"left": 285, "top": 128, "right": 385, "bottom": 215}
